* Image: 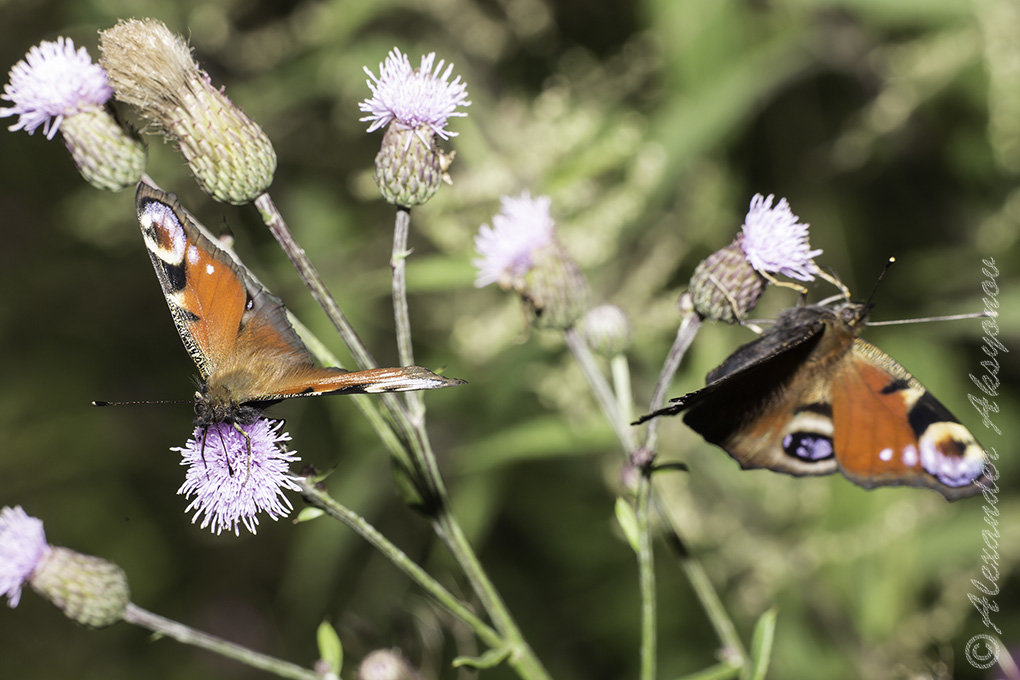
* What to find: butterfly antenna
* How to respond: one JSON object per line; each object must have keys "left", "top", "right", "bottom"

{"left": 91, "top": 398, "right": 192, "bottom": 407}
{"left": 863, "top": 257, "right": 896, "bottom": 308}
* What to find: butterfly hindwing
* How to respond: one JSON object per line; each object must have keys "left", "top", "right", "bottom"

{"left": 831, "top": 340, "right": 986, "bottom": 500}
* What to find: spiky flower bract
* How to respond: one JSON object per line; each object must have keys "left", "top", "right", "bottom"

{"left": 175, "top": 419, "right": 301, "bottom": 536}
{"left": 1, "top": 38, "right": 144, "bottom": 190}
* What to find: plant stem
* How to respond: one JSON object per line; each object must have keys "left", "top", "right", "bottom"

{"left": 122, "top": 603, "right": 318, "bottom": 680}
{"left": 564, "top": 327, "right": 636, "bottom": 450}
{"left": 641, "top": 304, "right": 700, "bottom": 452}
{"left": 254, "top": 192, "right": 377, "bottom": 372}
{"left": 390, "top": 208, "right": 425, "bottom": 417}
{"left": 636, "top": 474, "right": 656, "bottom": 680}
{"left": 433, "top": 509, "right": 553, "bottom": 680}
{"left": 297, "top": 478, "right": 500, "bottom": 649}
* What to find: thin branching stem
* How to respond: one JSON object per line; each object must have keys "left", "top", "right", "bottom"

{"left": 123, "top": 603, "right": 319, "bottom": 680}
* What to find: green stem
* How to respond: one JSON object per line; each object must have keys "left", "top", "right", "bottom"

{"left": 122, "top": 603, "right": 318, "bottom": 680}
{"left": 254, "top": 192, "right": 378, "bottom": 372}
{"left": 636, "top": 475, "right": 656, "bottom": 680}
{"left": 298, "top": 478, "right": 500, "bottom": 649}
{"left": 641, "top": 304, "right": 701, "bottom": 452}
{"left": 667, "top": 532, "right": 747, "bottom": 666}
{"left": 390, "top": 208, "right": 425, "bottom": 417}
{"left": 564, "top": 327, "right": 636, "bottom": 450}
{"left": 433, "top": 509, "right": 553, "bottom": 680}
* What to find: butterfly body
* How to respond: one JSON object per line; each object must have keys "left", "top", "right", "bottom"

{"left": 642, "top": 301, "right": 987, "bottom": 500}
{"left": 135, "top": 183, "right": 462, "bottom": 432}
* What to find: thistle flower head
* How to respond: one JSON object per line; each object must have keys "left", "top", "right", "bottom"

{"left": 176, "top": 419, "right": 301, "bottom": 536}
{"left": 0, "top": 506, "right": 47, "bottom": 607}
{"left": 740, "top": 193, "right": 822, "bottom": 281}
{"left": 474, "top": 192, "right": 589, "bottom": 329}
{"left": 473, "top": 192, "right": 556, "bottom": 288}
{"left": 360, "top": 48, "right": 470, "bottom": 141}
{"left": 1, "top": 38, "right": 112, "bottom": 139}
{"left": 99, "top": 18, "right": 276, "bottom": 203}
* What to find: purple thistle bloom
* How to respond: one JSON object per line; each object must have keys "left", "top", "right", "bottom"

{"left": 473, "top": 192, "right": 556, "bottom": 288}
{"left": 175, "top": 419, "right": 301, "bottom": 536}
{"left": 0, "top": 506, "right": 48, "bottom": 607}
{"left": 739, "top": 193, "right": 822, "bottom": 281}
{"left": 360, "top": 47, "right": 470, "bottom": 140}
{"left": 1, "top": 37, "right": 113, "bottom": 139}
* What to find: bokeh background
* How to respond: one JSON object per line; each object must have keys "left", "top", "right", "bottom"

{"left": 1, "top": 0, "right": 1017, "bottom": 678}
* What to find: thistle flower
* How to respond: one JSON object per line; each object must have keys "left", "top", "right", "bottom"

{"left": 360, "top": 48, "right": 470, "bottom": 207}
{"left": 99, "top": 19, "right": 276, "bottom": 204}
{"left": 0, "top": 506, "right": 46, "bottom": 608}
{"left": 0, "top": 506, "right": 129, "bottom": 627}
{"left": 1, "top": 37, "right": 145, "bottom": 191}
{"left": 689, "top": 193, "right": 822, "bottom": 322}
{"left": 474, "top": 192, "right": 590, "bottom": 329}
{"left": 175, "top": 419, "right": 301, "bottom": 536}
{"left": 740, "top": 193, "right": 822, "bottom": 281}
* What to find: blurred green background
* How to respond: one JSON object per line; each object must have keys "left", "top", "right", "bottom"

{"left": 0, "top": 0, "right": 1017, "bottom": 678}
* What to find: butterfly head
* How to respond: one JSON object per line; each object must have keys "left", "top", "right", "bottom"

{"left": 194, "top": 385, "right": 263, "bottom": 428}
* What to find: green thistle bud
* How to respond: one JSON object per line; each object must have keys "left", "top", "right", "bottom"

{"left": 99, "top": 18, "right": 276, "bottom": 204}
{"left": 688, "top": 237, "right": 765, "bottom": 323}
{"left": 580, "top": 304, "right": 632, "bottom": 356}
{"left": 30, "top": 546, "right": 129, "bottom": 628}
{"left": 518, "top": 237, "right": 591, "bottom": 330}
{"left": 373, "top": 124, "right": 449, "bottom": 208}
{"left": 60, "top": 108, "right": 146, "bottom": 191}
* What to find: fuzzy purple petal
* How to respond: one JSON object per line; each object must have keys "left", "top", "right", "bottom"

{"left": 473, "top": 191, "right": 556, "bottom": 287}
{"left": 740, "top": 193, "right": 822, "bottom": 281}
{"left": 359, "top": 47, "right": 470, "bottom": 139}
{"left": 1, "top": 37, "right": 112, "bottom": 139}
{"left": 175, "top": 419, "right": 301, "bottom": 536}
{"left": 0, "top": 506, "right": 48, "bottom": 607}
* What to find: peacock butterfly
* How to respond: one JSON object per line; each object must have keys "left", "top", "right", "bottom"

{"left": 132, "top": 182, "right": 463, "bottom": 437}
{"left": 638, "top": 300, "right": 988, "bottom": 500}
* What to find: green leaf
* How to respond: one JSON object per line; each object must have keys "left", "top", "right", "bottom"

{"left": 744, "top": 608, "right": 778, "bottom": 680}
{"left": 452, "top": 647, "right": 510, "bottom": 669}
{"left": 615, "top": 497, "right": 641, "bottom": 553}
{"left": 294, "top": 507, "right": 325, "bottom": 523}
{"left": 316, "top": 620, "right": 343, "bottom": 675}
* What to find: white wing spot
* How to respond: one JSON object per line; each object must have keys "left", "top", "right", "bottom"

{"left": 879, "top": 448, "right": 893, "bottom": 462}
{"left": 206, "top": 263, "right": 215, "bottom": 275}
{"left": 902, "top": 445, "right": 919, "bottom": 467}
{"left": 187, "top": 245, "right": 200, "bottom": 265}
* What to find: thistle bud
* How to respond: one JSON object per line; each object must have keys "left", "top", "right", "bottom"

{"left": 688, "top": 237, "right": 765, "bottom": 323}
{"left": 30, "top": 547, "right": 129, "bottom": 628}
{"left": 99, "top": 19, "right": 276, "bottom": 204}
{"left": 373, "top": 124, "right": 449, "bottom": 207}
{"left": 579, "top": 304, "right": 632, "bottom": 356}
{"left": 519, "top": 237, "right": 591, "bottom": 330}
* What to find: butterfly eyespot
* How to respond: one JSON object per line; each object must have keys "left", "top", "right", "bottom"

{"left": 782, "top": 432, "right": 834, "bottom": 462}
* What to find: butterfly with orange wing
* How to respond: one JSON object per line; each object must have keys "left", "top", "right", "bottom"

{"left": 638, "top": 300, "right": 988, "bottom": 500}
{"left": 132, "top": 182, "right": 463, "bottom": 439}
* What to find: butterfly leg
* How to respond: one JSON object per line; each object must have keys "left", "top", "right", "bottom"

{"left": 230, "top": 421, "right": 254, "bottom": 484}
{"left": 214, "top": 426, "right": 237, "bottom": 478}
